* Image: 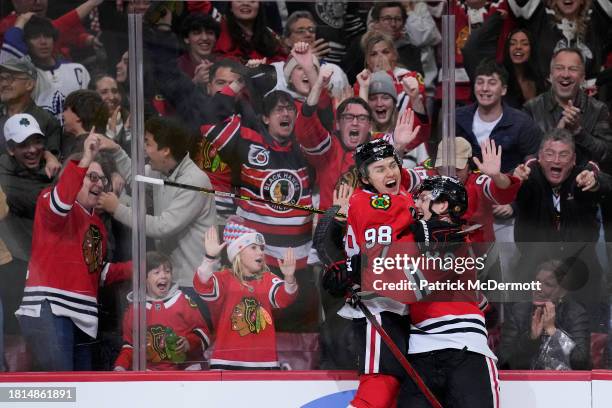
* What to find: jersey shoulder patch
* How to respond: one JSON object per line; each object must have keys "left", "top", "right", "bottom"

{"left": 370, "top": 194, "right": 391, "bottom": 210}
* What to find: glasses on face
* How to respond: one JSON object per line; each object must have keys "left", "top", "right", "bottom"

{"left": 85, "top": 172, "right": 109, "bottom": 186}
{"left": 541, "top": 149, "right": 573, "bottom": 163}
{"left": 340, "top": 113, "right": 371, "bottom": 123}
{"left": 0, "top": 73, "right": 30, "bottom": 84}
{"left": 272, "top": 105, "right": 297, "bottom": 114}
{"left": 379, "top": 16, "right": 403, "bottom": 24}
{"left": 292, "top": 26, "right": 316, "bottom": 35}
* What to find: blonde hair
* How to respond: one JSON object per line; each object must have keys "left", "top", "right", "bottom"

{"left": 231, "top": 252, "right": 269, "bottom": 285}
{"left": 548, "top": 0, "right": 592, "bottom": 39}
{"left": 360, "top": 30, "right": 399, "bottom": 70}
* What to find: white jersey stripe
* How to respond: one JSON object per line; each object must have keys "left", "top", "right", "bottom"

{"left": 210, "top": 358, "right": 278, "bottom": 368}
{"left": 236, "top": 207, "right": 312, "bottom": 226}
{"left": 301, "top": 135, "right": 331, "bottom": 155}
{"left": 52, "top": 187, "right": 72, "bottom": 211}
{"left": 487, "top": 357, "right": 500, "bottom": 408}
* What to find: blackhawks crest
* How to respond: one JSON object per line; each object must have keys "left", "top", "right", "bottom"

{"left": 370, "top": 194, "right": 391, "bottom": 210}
{"left": 335, "top": 166, "right": 360, "bottom": 191}
{"left": 146, "top": 325, "right": 186, "bottom": 363}
{"left": 82, "top": 224, "right": 103, "bottom": 274}
{"left": 231, "top": 297, "right": 272, "bottom": 336}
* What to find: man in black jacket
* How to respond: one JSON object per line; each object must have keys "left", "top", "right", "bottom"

{"left": 501, "top": 260, "right": 591, "bottom": 370}
{"left": 513, "top": 128, "right": 610, "bottom": 330}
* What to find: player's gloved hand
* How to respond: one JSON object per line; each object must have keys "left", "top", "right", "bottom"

{"left": 322, "top": 260, "right": 352, "bottom": 297}
{"left": 321, "top": 254, "right": 363, "bottom": 298}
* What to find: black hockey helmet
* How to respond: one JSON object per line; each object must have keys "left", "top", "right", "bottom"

{"left": 417, "top": 175, "right": 468, "bottom": 219}
{"left": 354, "top": 138, "right": 400, "bottom": 178}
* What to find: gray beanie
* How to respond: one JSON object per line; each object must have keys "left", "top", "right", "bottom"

{"left": 368, "top": 71, "right": 397, "bottom": 101}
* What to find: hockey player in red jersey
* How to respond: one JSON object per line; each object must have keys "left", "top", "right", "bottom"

{"left": 342, "top": 135, "right": 424, "bottom": 408}
{"left": 399, "top": 176, "right": 500, "bottom": 408}
{"left": 193, "top": 217, "right": 298, "bottom": 369}
{"left": 333, "top": 137, "right": 501, "bottom": 407}
{"left": 114, "top": 252, "right": 211, "bottom": 371}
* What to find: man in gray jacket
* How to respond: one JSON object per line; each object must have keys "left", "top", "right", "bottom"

{"left": 97, "top": 116, "right": 217, "bottom": 293}
{"left": 523, "top": 48, "right": 612, "bottom": 170}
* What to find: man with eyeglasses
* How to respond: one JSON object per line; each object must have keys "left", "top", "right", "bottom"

{"left": 295, "top": 42, "right": 422, "bottom": 212}
{"left": 512, "top": 128, "right": 611, "bottom": 325}
{"left": 524, "top": 48, "right": 612, "bottom": 171}
{"left": 0, "top": 113, "right": 55, "bottom": 335}
{"left": 523, "top": 48, "right": 612, "bottom": 277}
{"left": 0, "top": 59, "right": 61, "bottom": 176}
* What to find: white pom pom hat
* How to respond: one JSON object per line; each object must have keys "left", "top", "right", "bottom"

{"left": 223, "top": 217, "right": 266, "bottom": 263}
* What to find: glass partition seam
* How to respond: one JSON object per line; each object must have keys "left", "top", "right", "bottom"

{"left": 128, "top": 12, "right": 147, "bottom": 372}
{"left": 441, "top": 7, "right": 456, "bottom": 177}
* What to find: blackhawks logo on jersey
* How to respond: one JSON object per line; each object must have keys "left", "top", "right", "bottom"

{"left": 146, "top": 325, "right": 186, "bottom": 363}
{"left": 370, "top": 194, "right": 391, "bottom": 210}
{"left": 194, "top": 138, "right": 228, "bottom": 173}
{"left": 82, "top": 224, "right": 103, "bottom": 274}
{"left": 261, "top": 170, "right": 302, "bottom": 213}
{"left": 335, "top": 166, "right": 360, "bottom": 191}
{"left": 231, "top": 297, "right": 272, "bottom": 336}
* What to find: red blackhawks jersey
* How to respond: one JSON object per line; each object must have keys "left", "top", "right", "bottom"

{"left": 296, "top": 90, "right": 427, "bottom": 211}
{"left": 203, "top": 87, "right": 313, "bottom": 270}
{"left": 343, "top": 166, "right": 497, "bottom": 360}
{"left": 15, "top": 161, "right": 131, "bottom": 338}
{"left": 295, "top": 91, "right": 362, "bottom": 211}
{"left": 409, "top": 300, "right": 496, "bottom": 359}
{"left": 114, "top": 285, "right": 211, "bottom": 371}
{"left": 340, "top": 167, "right": 423, "bottom": 318}
{"left": 193, "top": 265, "right": 297, "bottom": 369}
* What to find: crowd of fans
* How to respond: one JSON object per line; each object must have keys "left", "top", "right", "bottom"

{"left": 0, "top": 0, "right": 610, "bottom": 376}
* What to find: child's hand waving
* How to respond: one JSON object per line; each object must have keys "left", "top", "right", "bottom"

{"left": 204, "top": 227, "right": 226, "bottom": 258}
{"left": 279, "top": 248, "right": 296, "bottom": 284}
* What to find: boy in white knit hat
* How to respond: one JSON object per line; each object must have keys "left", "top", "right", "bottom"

{"left": 193, "top": 217, "right": 298, "bottom": 369}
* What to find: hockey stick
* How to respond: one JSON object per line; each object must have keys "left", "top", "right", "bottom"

{"left": 350, "top": 289, "right": 444, "bottom": 408}
{"left": 135, "top": 175, "right": 346, "bottom": 217}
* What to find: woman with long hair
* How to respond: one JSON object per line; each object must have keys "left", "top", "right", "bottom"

{"left": 501, "top": 28, "right": 547, "bottom": 107}
{"left": 507, "top": 0, "right": 612, "bottom": 82}
{"left": 214, "top": 0, "right": 286, "bottom": 64}
{"left": 193, "top": 217, "right": 298, "bottom": 369}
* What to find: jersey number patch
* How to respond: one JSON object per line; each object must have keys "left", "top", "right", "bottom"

{"left": 364, "top": 226, "right": 392, "bottom": 249}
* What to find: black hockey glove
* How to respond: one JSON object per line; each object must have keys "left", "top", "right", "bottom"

{"left": 321, "top": 254, "right": 363, "bottom": 298}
